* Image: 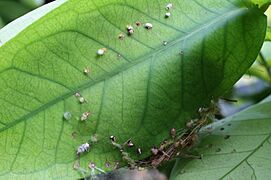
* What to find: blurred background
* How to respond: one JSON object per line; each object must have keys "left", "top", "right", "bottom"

{"left": 0, "top": 0, "right": 54, "bottom": 28}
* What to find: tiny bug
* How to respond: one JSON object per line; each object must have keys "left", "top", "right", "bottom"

{"left": 127, "top": 25, "right": 134, "bottom": 35}
{"left": 77, "top": 142, "right": 90, "bottom": 155}
{"left": 83, "top": 67, "right": 90, "bottom": 75}
{"left": 165, "top": 12, "right": 171, "bottom": 18}
{"left": 127, "top": 140, "right": 134, "bottom": 147}
{"left": 105, "top": 160, "right": 111, "bottom": 168}
{"left": 97, "top": 48, "right": 107, "bottom": 56}
{"left": 144, "top": 23, "right": 153, "bottom": 30}
{"left": 166, "top": 3, "right": 173, "bottom": 10}
{"left": 170, "top": 128, "right": 176, "bottom": 138}
{"left": 151, "top": 146, "right": 159, "bottom": 155}
{"left": 78, "top": 97, "right": 86, "bottom": 104}
{"left": 90, "top": 134, "right": 98, "bottom": 143}
{"left": 80, "top": 112, "right": 91, "bottom": 121}
{"left": 110, "top": 135, "right": 116, "bottom": 142}
{"left": 63, "top": 112, "right": 72, "bottom": 120}
{"left": 118, "top": 33, "right": 125, "bottom": 40}
{"left": 135, "top": 21, "right": 141, "bottom": 26}
{"left": 74, "top": 92, "right": 81, "bottom": 97}
{"left": 137, "top": 147, "right": 142, "bottom": 155}
{"left": 163, "top": 41, "right": 168, "bottom": 46}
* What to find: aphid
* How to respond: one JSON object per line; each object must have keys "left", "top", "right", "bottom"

{"left": 127, "top": 140, "right": 134, "bottom": 147}
{"left": 163, "top": 41, "right": 168, "bottom": 46}
{"left": 151, "top": 146, "right": 159, "bottom": 155}
{"left": 73, "top": 160, "right": 80, "bottom": 170}
{"left": 78, "top": 97, "right": 86, "bottom": 104}
{"left": 127, "top": 25, "right": 134, "bottom": 35}
{"left": 97, "top": 48, "right": 107, "bottom": 56}
{"left": 165, "top": 12, "right": 171, "bottom": 18}
{"left": 74, "top": 92, "right": 81, "bottom": 97}
{"left": 144, "top": 23, "right": 153, "bottom": 30}
{"left": 76, "top": 142, "right": 90, "bottom": 155}
{"left": 83, "top": 67, "right": 90, "bottom": 75}
{"left": 166, "top": 3, "right": 173, "bottom": 10}
{"left": 88, "top": 161, "right": 96, "bottom": 169}
{"left": 114, "top": 161, "right": 120, "bottom": 169}
{"left": 135, "top": 21, "right": 141, "bottom": 26}
{"left": 63, "top": 112, "right": 72, "bottom": 120}
{"left": 110, "top": 135, "right": 116, "bottom": 142}
{"left": 118, "top": 33, "right": 125, "bottom": 40}
{"left": 186, "top": 120, "right": 194, "bottom": 129}
{"left": 137, "top": 147, "right": 142, "bottom": 155}
{"left": 170, "top": 128, "right": 176, "bottom": 138}
{"left": 105, "top": 160, "right": 111, "bottom": 168}
{"left": 80, "top": 112, "right": 91, "bottom": 121}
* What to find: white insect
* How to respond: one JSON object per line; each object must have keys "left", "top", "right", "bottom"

{"left": 165, "top": 12, "right": 171, "bottom": 18}
{"left": 79, "top": 97, "right": 86, "bottom": 104}
{"left": 81, "top": 112, "right": 91, "bottom": 121}
{"left": 83, "top": 67, "right": 90, "bottom": 75}
{"left": 145, "top": 23, "right": 153, "bottom": 30}
{"left": 97, "top": 48, "right": 107, "bottom": 56}
{"left": 163, "top": 41, "right": 168, "bottom": 46}
{"left": 63, "top": 112, "right": 72, "bottom": 120}
{"left": 127, "top": 25, "right": 134, "bottom": 35}
{"left": 166, "top": 3, "right": 173, "bottom": 10}
{"left": 77, "top": 143, "right": 90, "bottom": 155}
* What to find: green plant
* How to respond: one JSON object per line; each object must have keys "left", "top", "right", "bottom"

{"left": 0, "top": 0, "right": 270, "bottom": 179}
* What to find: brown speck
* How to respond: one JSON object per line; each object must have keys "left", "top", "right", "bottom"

{"left": 135, "top": 21, "right": 141, "bottom": 26}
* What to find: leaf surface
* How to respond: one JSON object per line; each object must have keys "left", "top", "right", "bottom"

{"left": 0, "top": 0, "right": 267, "bottom": 178}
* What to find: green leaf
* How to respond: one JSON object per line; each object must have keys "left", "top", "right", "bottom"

{"left": 266, "top": 26, "right": 271, "bottom": 40}
{"left": 170, "top": 96, "right": 271, "bottom": 180}
{"left": 0, "top": 0, "right": 267, "bottom": 178}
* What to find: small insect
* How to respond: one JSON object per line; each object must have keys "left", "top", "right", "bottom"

{"left": 83, "top": 67, "right": 90, "bottom": 75}
{"left": 77, "top": 142, "right": 90, "bottom": 155}
{"left": 127, "top": 140, "right": 134, "bottom": 147}
{"left": 166, "top": 3, "right": 173, "bottom": 10}
{"left": 135, "top": 21, "right": 141, "bottom": 26}
{"left": 74, "top": 92, "right": 81, "bottom": 97}
{"left": 170, "top": 128, "right": 176, "bottom": 138}
{"left": 78, "top": 97, "right": 87, "bottom": 104}
{"left": 151, "top": 146, "right": 159, "bottom": 155}
{"left": 186, "top": 120, "right": 194, "bottom": 129}
{"left": 137, "top": 147, "right": 142, "bottom": 155}
{"left": 88, "top": 161, "right": 96, "bottom": 169}
{"left": 127, "top": 25, "right": 134, "bottom": 35}
{"left": 105, "top": 160, "right": 111, "bottom": 168}
{"left": 63, "top": 112, "right": 72, "bottom": 120}
{"left": 97, "top": 48, "right": 107, "bottom": 56}
{"left": 144, "top": 23, "right": 153, "bottom": 30}
{"left": 110, "top": 135, "right": 116, "bottom": 142}
{"left": 163, "top": 41, "right": 168, "bottom": 46}
{"left": 165, "top": 12, "right": 171, "bottom": 18}
{"left": 80, "top": 112, "right": 91, "bottom": 121}
{"left": 73, "top": 160, "right": 80, "bottom": 170}
{"left": 114, "top": 161, "right": 120, "bottom": 169}
{"left": 118, "top": 33, "right": 125, "bottom": 40}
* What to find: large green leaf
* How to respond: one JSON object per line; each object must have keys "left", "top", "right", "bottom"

{"left": 170, "top": 96, "right": 271, "bottom": 180}
{"left": 0, "top": 0, "right": 267, "bottom": 179}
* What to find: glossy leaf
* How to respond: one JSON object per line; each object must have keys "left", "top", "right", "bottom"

{"left": 170, "top": 95, "right": 271, "bottom": 180}
{"left": 0, "top": 0, "right": 267, "bottom": 178}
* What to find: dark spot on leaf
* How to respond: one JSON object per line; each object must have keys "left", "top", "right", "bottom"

{"left": 231, "top": 149, "right": 236, "bottom": 153}
{"left": 228, "top": 123, "right": 231, "bottom": 126}
{"left": 220, "top": 127, "right": 225, "bottom": 131}
{"left": 216, "top": 148, "right": 221, "bottom": 152}
{"left": 224, "top": 135, "right": 230, "bottom": 140}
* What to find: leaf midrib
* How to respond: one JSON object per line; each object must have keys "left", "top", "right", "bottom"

{"left": 0, "top": 7, "right": 246, "bottom": 133}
